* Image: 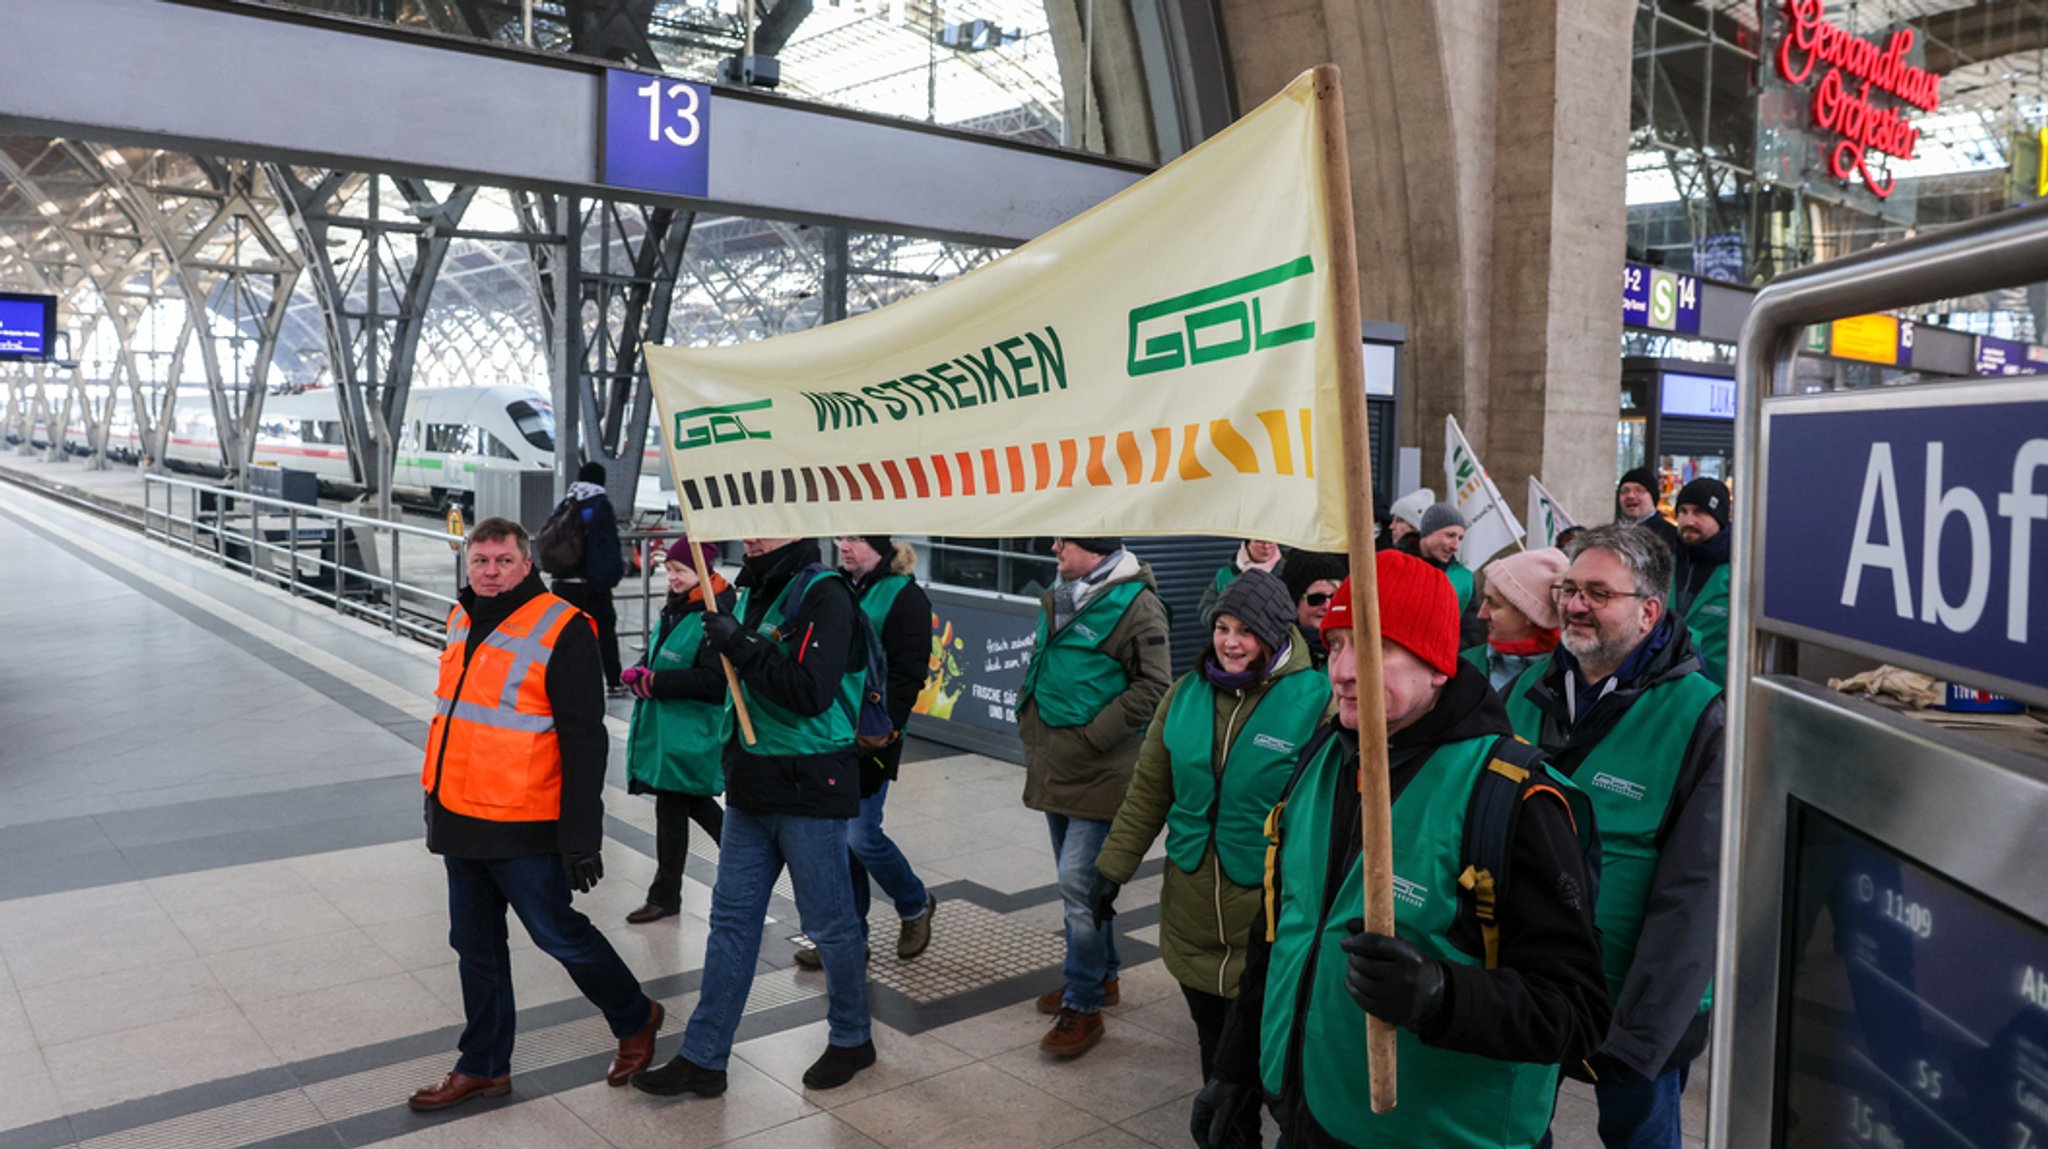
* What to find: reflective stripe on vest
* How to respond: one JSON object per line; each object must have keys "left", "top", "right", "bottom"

{"left": 1507, "top": 661, "right": 1719, "bottom": 1007}
{"left": 422, "top": 594, "right": 582, "bottom": 822}
{"left": 1259, "top": 734, "right": 1559, "bottom": 1147}
{"left": 1018, "top": 579, "right": 1144, "bottom": 728}
{"left": 1159, "top": 671, "right": 1329, "bottom": 887}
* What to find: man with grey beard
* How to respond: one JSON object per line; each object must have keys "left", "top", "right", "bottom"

{"left": 1501, "top": 523, "right": 1726, "bottom": 1149}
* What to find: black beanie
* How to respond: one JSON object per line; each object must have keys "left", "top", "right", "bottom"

{"left": 1065, "top": 537, "right": 1122, "bottom": 556}
{"left": 1210, "top": 568, "right": 1296, "bottom": 654}
{"left": 1676, "top": 476, "right": 1731, "bottom": 528}
{"left": 1618, "top": 466, "right": 1657, "bottom": 497}
{"left": 860, "top": 536, "right": 893, "bottom": 560}
{"left": 1282, "top": 550, "right": 1350, "bottom": 602}
{"left": 577, "top": 460, "right": 607, "bottom": 485}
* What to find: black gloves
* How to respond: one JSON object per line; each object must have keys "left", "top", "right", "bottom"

{"left": 1091, "top": 880, "right": 1121, "bottom": 928}
{"left": 1340, "top": 919, "right": 1446, "bottom": 1030}
{"left": 563, "top": 851, "right": 605, "bottom": 894}
{"left": 700, "top": 611, "right": 747, "bottom": 652}
{"left": 1189, "top": 1078, "right": 1257, "bottom": 1149}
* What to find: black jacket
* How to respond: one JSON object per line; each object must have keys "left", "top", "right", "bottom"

{"left": 850, "top": 566, "right": 932, "bottom": 787}
{"left": 569, "top": 491, "right": 624, "bottom": 590}
{"left": 424, "top": 568, "right": 609, "bottom": 858}
{"left": 722, "top": 540, "right": 863, "bottom": 819}
{"left": 1625, "top": 510, "right": 1682, "bottom": 563}
{"left": 627, "top": 581, "right": 738, "bottom": 798}
{"left": 1212, "top": 663, "right": 1610, "bottom": 1148}
{"left": 1512, "top": 615, "right": 1725, "bottom": 1080}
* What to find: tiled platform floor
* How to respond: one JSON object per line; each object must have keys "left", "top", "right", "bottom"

{"left": 0, "top": 480, "right": 1702, "bottom": 1148}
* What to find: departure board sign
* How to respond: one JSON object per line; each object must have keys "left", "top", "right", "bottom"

{"left": 0, "top": 292, "right": 56, "bottom": 360}
{"left": 1622, "top": 262, "right": 1700, "bottom": 334}
{"left": 1777, "top": 804, "right": 2048, "bottom": 1148}
{"left": 1660, "top": 372, "right": 1736, "bottom": 420}
{"left": 1829, "top": 314, "right": 1914, "bottom": 367}
{"left": 1761, "top": 383, "right": 2048, "bottom": 704}
{"left": 600, "top": 70, "right": 711, "bottom": 199}
{"left": 1974, "top": 335, "right": 2048, "bottom": 376}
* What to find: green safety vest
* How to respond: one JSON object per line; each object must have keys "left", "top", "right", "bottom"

{"left": 1447, "top": 562, "right": 1475, "bottom": 612}
{"left": 731, "top": 572, "right": 866, "bottom": 757}
{"left": 625, "top": 608, "right": 730, "bottom": 795}
{"left": 1159, "top": 671, "right": 1330, "bottom": 887}
{"left": 855, "top": 572, "right": 912, "bottom": 632}
{"left": 1019, "top": 580, "right": 1146, "bottom": 728}
{"left": 1506, "top": 663, "right": 1720, "bottom": 1007}
{"left": 1259, "top": 734, "right": 1561, "bottom": 1148}
{"left": 1677, "top": 565, "right": 1731, "bottom": 686}
{"left": 1460, "top": 642, "right": 1487, "bottom": 675}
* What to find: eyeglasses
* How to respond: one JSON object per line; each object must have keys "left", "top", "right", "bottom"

{"left": 1550, "top": 581, "right": 1646, "bottom": 608}
{"left": 1303, "top": 592, "right": 1333, "bottom": 607}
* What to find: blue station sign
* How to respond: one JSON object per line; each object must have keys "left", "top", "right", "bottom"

{"left": 1622, "top": 261, "right": 1701, "bottom": 335}
{"left": 599, "top": 70, "right": 711, "bottom": 199}
{"left": 1762, "top": 381, "right": 2048, "bottom": 702}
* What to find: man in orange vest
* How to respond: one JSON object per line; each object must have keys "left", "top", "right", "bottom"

{"left": 407, "top": 516, "right": 664, "bottom": 1112}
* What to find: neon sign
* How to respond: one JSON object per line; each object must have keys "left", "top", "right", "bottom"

{"left": 1774, "top": 0, "right": 1940, "bottom": 198}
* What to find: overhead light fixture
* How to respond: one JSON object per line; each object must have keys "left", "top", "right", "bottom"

{"left": 36, "top": 201, "right": 62, "bottom": 217}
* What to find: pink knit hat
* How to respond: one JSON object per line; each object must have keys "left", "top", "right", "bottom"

{"left": 1482, "top": 547, "right": 1569, "bottom": 632}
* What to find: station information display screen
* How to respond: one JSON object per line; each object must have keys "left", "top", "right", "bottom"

{"left": 0, "top": 292, "right": 57, "bottom": 360}
{"left": 1777, "top": 803, "right": 2048, "bottom": 1148}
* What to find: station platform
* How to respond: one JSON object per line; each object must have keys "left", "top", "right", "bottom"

{"left": 0, "top": 482, "right": 1675, "bottom": 1149}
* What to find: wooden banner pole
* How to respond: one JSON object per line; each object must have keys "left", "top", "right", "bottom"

{"left": 673, "top": 509, "right": 757, "bottom": 746}
{"left": 1313, "top": 62, "right": 1398, "bottom": 1115}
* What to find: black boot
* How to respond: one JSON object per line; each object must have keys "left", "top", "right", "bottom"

{"left": 802, "top": 1040, "right": 877, "bottom": 1089}
{"left": 631, "top": 1054, "right": 727, "bottom": 1097}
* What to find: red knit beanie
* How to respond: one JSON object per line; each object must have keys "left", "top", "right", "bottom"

{"left": 1319, "top": 551, "right": 1463, "bottom": 677}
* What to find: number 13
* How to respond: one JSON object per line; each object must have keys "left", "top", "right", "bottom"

{"left": 638, "top": 80, "right": 702, "bottom": 148}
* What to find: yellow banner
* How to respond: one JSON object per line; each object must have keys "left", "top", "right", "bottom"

{"left": 647, "top": 70, "right": 1349, "bottom": 548}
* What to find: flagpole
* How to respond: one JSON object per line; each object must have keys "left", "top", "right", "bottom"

{"left": 1314, "top": 62, "right": 1398, "bottom": 1115}
{"left": 677, "top": 503, "right": 758, "bottom": 747}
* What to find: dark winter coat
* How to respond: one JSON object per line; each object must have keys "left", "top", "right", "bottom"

{"left": 849, "top": 544, "right": 932, "bottom": 791}
{"left": 627, "top": 579, "right": 738, "bottom": 799}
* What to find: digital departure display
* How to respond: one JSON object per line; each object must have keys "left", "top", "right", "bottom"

{"left": 0, "top": 292, "right": 57, "bottom": 360}
{"left": 1777, "top": 804, "right": 2048, "bottom": 1148}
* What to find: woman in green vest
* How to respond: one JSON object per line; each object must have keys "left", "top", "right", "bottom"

{"left": 619, "top": 537, "right": 734, "bottom": 925}
{"left": 1097, "top": 569, "right": 1329, "bottom": 1148}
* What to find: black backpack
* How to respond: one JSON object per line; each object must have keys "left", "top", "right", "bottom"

{"left": 535, "top": 498, "right": 585, "bottom": 576}
{"left": 1260, "top": 729, "right": 1600, "bottom": 969}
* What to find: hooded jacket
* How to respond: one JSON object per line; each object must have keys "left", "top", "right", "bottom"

{"left": 1095, "top": 633, "right": 1326, "bottom": 999}
{"left": 1018, "top": 550, "right": 1173, "bottom": 822}
{"left": 1508, "top": 615, "right": 1725, "bottom": 1080}
{"left": 424, "top": 568, "right": 609, "bottom": 859}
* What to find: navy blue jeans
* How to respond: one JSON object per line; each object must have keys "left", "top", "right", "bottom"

{"left": 444, "top": 854, "right": 653, "bottom": 1079}
{"left": 1047, "top": 813, "right": 1121, "bottom": 1012}
{"left": 849, "top": 780, "right": 930, "bottom": 929}
{"left": 681, "top": 807, "right": 870, "bottom": 1068}
{"left": 1539, "top": 1062, "right": 1692, "bottom": 1149}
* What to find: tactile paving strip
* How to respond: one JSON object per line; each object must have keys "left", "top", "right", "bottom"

{"left": 793, "top": 899, "right": 1066, "bottom": 1004}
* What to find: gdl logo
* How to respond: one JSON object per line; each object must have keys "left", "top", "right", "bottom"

{"left": 673, "top": 399, "right": 773, "bottom": 451}
{"left": 1127, "top": 256, "right": 1316, "bottom": 377}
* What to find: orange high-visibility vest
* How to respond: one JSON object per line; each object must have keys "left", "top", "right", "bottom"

{"left": 421, "top": 593, "right": 589, "bottom": 822}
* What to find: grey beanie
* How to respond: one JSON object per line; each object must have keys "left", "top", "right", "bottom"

{"left": 1419, "top": 502, "right": 1467, "bottom": 538}
{"left": 1209, "top": 568, "right": 1295, "bottom": 654}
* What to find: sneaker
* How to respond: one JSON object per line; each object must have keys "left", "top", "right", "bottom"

{"left": 631, "top": 1054, "right": 727, "bottom": 1098}
{"left": 792, "top": 942, "right": 870, "bottom": 970}
{"left": 1039, "top": 1008, "right": 1104, "bottom": 1057}
{"left": 897, "top": 895, "right": 937, "bottom": 959}
{"left": 1035, "top": 977, "right": 1120, "bottom": 1014}
{"left": 802, "top": 1040, "right": 877, "bottom": 1089}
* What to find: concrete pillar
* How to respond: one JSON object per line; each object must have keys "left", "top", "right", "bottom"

{"left": 1217, "top": 0, "right": 1631, "bottom": 525}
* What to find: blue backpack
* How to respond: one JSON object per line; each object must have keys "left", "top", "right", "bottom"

{"left": 779, "top": 564, "right": 894, "bottom": 748}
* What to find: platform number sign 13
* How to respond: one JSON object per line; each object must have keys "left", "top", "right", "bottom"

{"left": 600, "top": 70, "right": 711, "bottom": 198}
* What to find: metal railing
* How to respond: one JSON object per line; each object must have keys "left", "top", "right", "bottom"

{"left": 142, "top": 473, "right": 463, "bottom": 644}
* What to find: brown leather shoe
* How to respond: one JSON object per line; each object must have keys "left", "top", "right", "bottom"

{"left": 407, "top": 1071, "right": 510, "bottom": 1112}
{"left": 607, "top": 1000, "right": 665, "bottom": 1086}
{"left": 1035, "top": 977, "right": 1120, "bottom": 1014}
{"left": 1039, "top": 1008, "right": 1104, "bottom": 1057}
{"left": 625, "top": 902, "right": 679, "bottom": 924}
